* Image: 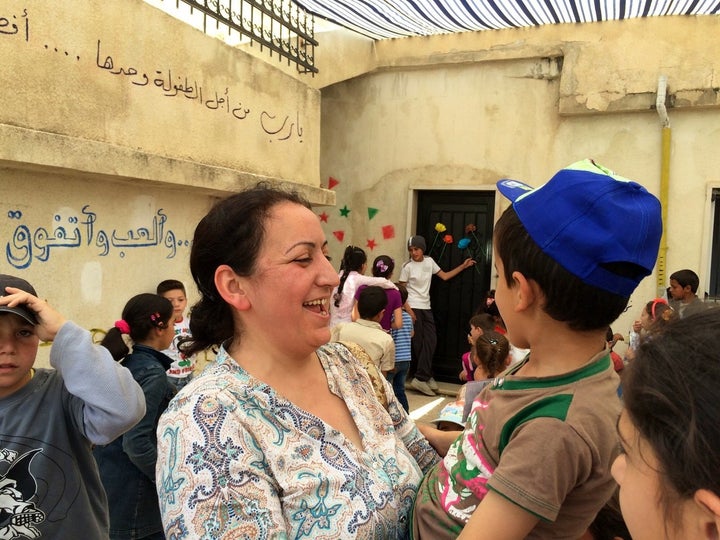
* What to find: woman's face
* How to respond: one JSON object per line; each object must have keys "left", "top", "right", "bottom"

{"left": 611, "top": 411, "right": 696, "bottom": 540}
{"left": 240, "top": 202, "right": 339, "bottom": 357}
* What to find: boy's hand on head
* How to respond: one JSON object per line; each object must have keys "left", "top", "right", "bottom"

{"left": 1, "top": 287, "right": 66, "bottom": 341}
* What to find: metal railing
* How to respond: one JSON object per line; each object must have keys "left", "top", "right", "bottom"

{"left": 160, "top": 0, "right": 318, "bottom": 74}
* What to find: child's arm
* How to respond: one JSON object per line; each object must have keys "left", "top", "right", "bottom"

{"left": 436, "top": 258, "right": 476, "bottom": 281}
{"left": 355, "top": 275, "right": 398, "bottom": 290}
{"left": 2, "top": 288, "right": 146, "bottom": 444}
{"left": 417, "top": 423, "right": 462, "bottom": 457}
{"left": 457, "top": 490, "right": 539, "bottom": 540}
{"left": 390, "top": 307, "right": 403, "bottom": 329}
{"left": 51, "top": 322, "right": 146, "bottom": 444}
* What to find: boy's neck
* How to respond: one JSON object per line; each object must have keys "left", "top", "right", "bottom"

{"left": 514, "top": 325, "right": 607, "bottom": 378}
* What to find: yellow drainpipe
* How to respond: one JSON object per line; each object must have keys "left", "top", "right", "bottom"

{"left": 656, "top": 75, "right": 671, "bottom": 298}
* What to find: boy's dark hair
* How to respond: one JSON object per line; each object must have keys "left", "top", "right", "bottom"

{"left": 669, "top": 269, "right": 700, "bottom": 293}
{"left": 157, "top": 279, "right": 186, "bottom": 296}
{"left": 357, "top": 286, "right": 388, "bottom": 320}
{"left": 395, "top": 282, "right": 408, "bottom": 304}
{"left": 469, "top": 313, "right": 495, "bottom": 332}
{"left": 623, "top": 307, "right": 720, "bottom": 526}
{"left": 494, "top": 207, "right": 630, "bottom": 331}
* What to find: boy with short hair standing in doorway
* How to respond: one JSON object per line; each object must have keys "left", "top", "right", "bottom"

{"left": 401, "top": 236, "right": 475, "bottom": 396}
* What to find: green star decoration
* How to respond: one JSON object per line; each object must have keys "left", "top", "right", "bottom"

{"left": 339, "top": 205, "right": 351, "bottom": 218}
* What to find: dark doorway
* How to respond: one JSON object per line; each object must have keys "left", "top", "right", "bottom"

{"left": 415, "top": 190, "right": 496, "bottom": 383}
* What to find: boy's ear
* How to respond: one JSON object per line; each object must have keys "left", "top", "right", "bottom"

{"left": 214, "top": 264, "right": 251, "bottom": 311}
{"left": 693, "top": 489, "right": 720, "bottom": 540}
{"left": 510, "top": 271, "right": 539, "bottom": 312}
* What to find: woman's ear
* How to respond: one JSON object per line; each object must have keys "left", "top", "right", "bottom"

{"left": 214, "top": 264, "right": 251, "bottom": 311}
{"left": 693, "top": 489, "right": 720, "bottom": 540}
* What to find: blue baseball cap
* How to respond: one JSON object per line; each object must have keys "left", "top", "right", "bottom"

{"left": 497, "top": 159, "right": 662, "bottom": 297}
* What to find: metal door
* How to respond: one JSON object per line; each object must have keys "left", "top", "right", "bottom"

{"left": 415, "top": 189, "right": 496, "bottom": 383}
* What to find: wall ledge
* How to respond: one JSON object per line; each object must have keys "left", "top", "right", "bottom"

{"left": 0, "top": 124, "right": 335, "bottom": 205}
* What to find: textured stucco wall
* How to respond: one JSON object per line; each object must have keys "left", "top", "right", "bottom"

{"left": 0, "top": 0, "right": 330, "bottom": 366}
{"left": 318, "top": 16, "right": 720, "bottom": 336}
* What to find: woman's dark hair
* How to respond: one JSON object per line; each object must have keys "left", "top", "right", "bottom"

{"left": 623, "top": 307, "right": 720, "bottom": 522}
{"left": 334, "top": 246, "right": 367, "bottom": 308}
{"left": 182, "top": 184, "right": 310, "bottom": 357}
{"left": 494, "top": 207, "right": 630, "bottom": 331}
{"left": 101, "top": 293, "right": 173, "bottom": 361}
{"left": 371, "top": 255, "right": 395, "bottom": 279}
{"left": 474, "top": 330, "right": 509, "bottom": 378}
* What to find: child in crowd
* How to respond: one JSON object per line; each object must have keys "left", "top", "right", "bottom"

{"left": 461, "top": 330, "right": 511, "bottom": 422}
{"left": 0, "top": 274, "right": 145, "bottom": 539}
{"left": 433, "top": 402, "right": 465, "bottom": 432}
{"left": 330, "top": 246, "right": 397, "bottom": 328}
{"left": 625, "top": 298, "right": 678, "bottom": 361}
{"left": 353, "top": 254, "right": 403, "bottom": 331}
{"left": 94, "top": 293, "right": 176, "bottom": 540}
{"left": 401, "top": 235, "right": 475, "bottom": 396}
{"left": 612, "top": 308, "right": 720, "bottom": 540}
{"left": 156, "top": 279, "right": 196, "bottom": 390}
{"left": 459, "top": 313, "right": 495, "bottom": 382}
{"left": 331, "top": 286, "right": 396, "bottom": 377}
{"left": 390, "top": 283, "right": 414, "bottom": 412}
{"left": 667, "top": 268, "right": 709, "bottom": 318}
{"left": 413, "top": 159, "right": 663, "bottom": 539}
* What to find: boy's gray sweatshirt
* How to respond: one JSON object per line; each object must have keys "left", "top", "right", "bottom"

{"left": 0, "top": 321, "right": 146, "bottom": 539}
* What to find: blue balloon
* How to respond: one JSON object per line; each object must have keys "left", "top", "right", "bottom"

{"left": 457, "top": 237, "right": 471, "bottom": 250}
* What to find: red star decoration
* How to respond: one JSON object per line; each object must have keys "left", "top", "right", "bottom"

{"left": 318, "top": 212, "right": 329, "bottom": 223}
{"left": 333, "top": 230, "right": 345, "bottom": 242}
{"left": 328, "top": 177, "right": 339, "bottom": 190}
{"left": 366, "top": 239, "right": 377, "bottom": 250}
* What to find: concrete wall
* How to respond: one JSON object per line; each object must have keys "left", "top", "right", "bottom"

{"left": 318, "top": 16, "right": 720, "bottom": 335}
{"left": 0, "top": 0, "right": 331, "bottom": 365}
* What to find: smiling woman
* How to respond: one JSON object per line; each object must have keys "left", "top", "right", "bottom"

{"left": 155, "top": 183, "right": 439, "bottom": 539}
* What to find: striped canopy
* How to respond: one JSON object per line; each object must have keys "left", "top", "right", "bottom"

{"left": 294, "top": 0, "right": 720, "bottom": 39}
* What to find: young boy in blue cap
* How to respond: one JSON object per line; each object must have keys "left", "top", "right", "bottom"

{"left": 412, "top": 160, "right": 662, "bottom": 539}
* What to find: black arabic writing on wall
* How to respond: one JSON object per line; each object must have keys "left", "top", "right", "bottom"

{"left": 1, "top": 8, "right": 304, "bottom": 142}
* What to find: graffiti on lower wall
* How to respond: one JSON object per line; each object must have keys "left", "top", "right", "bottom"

{"left": 4, "top": 205, "right": 190, "bottom": 269}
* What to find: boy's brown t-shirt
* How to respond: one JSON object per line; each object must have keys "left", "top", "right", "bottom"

{"left": 412, "top": 351, "right": 621, "bottom": 540}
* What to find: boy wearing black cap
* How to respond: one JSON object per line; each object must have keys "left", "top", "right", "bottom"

{"left": 401, "top": 236, "right": 476, "bottom": 396}
{"left": 0, "top": 275, "right": 145, "bottom": 539}
{"left": 413, "top": 160, "right": 662, "bottom": 539}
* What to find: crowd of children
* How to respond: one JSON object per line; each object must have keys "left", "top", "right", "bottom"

{"left": 3, "top": 161, "right": 720, "bottom": 539}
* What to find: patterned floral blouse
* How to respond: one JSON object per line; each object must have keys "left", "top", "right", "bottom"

{"left": 156, "top": 342, "right": 439, "bottom": 539}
